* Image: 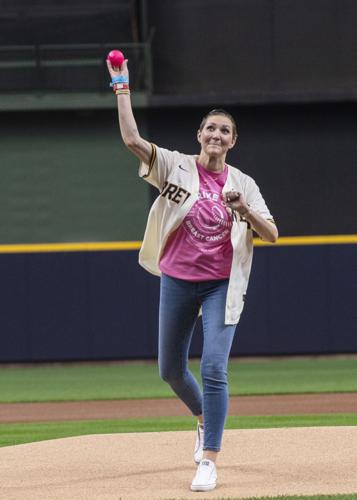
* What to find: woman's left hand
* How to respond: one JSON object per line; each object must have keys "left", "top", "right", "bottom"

{"left": 223, "top": 191, "right": 250, "bottom": 216}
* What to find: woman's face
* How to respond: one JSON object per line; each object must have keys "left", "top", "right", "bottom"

{"left": 197, "top": 115, "right": 236, "bottom": 157}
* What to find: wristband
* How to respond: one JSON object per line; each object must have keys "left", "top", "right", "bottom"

{"left": 112, "top": 82, "right": 131, "bottom": 95}
{"left": 110, "top": 75, "right": 129, "bottom": 86}
{"left": 112, "top": 83, "right": 129, "bottom": 91}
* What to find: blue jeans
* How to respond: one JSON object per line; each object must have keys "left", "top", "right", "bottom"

{"left": 158, "top": 273, "right": 237, "bottom": 451}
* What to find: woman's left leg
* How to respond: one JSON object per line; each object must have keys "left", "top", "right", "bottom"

{"left": 199, "top": 279, "right": 237, "bottom": 457}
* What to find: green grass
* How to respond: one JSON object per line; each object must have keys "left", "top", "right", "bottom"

{"left": 187, "top": 496, "right": 357, "bottom": 500}
{"left": 0, "top": 357, "right": 357, "bottom": 403}
{"left": 165, "top": 497, "right": 357, "bottom": 500}
{"left": 1, "top": 413, "right": 356, "bottom": 448}
{"left": 206, "top": 496, "right": 357, "bottom": 500}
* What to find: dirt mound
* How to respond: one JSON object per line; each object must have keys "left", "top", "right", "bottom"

{"left": 1, "top": 427, "right": 356, "bottom": 499}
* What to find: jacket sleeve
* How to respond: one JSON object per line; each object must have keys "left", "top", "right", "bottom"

{"left": 138, "top": 144, "right": 177, "bottom": 191}
{"left": 244, "top": 175, "right": 275, "bottom": 222}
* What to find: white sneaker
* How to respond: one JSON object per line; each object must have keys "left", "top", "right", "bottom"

{"left": 194, "top": 423, "right": 204, "bottom": 464}
{"left": 191, "top": 459, "right": 217, "bottom": 492}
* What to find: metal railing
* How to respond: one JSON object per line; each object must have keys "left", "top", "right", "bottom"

{"left": 0, "top": 37, "right": 154, "bottom": 94}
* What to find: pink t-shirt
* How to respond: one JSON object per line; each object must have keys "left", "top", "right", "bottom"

{"left": 159, "top": 162, "right": 233, "bottom": 281}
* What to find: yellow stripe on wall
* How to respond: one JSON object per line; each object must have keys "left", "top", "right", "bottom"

{"left": 0, "top": 241, "right": 142, "bottom": 254}
{"left": 0, "top": 235, "right": 356, "bottom": 254}
{"left": 254, "top": 234, "right": 357, "bottom": 246}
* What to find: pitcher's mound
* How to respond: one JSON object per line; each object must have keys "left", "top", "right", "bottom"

{"left": 1, "top": 427, "right": 357, "bottom": 500}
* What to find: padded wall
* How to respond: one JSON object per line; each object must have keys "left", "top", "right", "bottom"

{"left": 1, "top": 244, "right": 356, "bottom": 362}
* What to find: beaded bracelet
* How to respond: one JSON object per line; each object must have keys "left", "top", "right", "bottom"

{"left": 112, "top": 82, "right": 129, "bottom": 91}
{"left": 110, "top": 75, "right": 130, "bottom": 95}
{"left": 115, "top": 89, "right": 131, "bottom": 96}
{"left": 109, "top": 83, "right": 131, "bottom": 95}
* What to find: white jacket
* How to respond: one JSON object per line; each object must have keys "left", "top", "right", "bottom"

{"left": 138, "top": 145, "right": 273, "bottom": 325}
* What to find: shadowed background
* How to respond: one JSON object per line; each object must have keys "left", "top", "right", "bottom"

{"left": 0, "top": 0, "right": 356, "bottom": 362}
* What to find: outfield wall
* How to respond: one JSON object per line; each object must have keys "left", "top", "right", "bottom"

{"left": 1, "top": 240, "right": 356, "bottom": 362}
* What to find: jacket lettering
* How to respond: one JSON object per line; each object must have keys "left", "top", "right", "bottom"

{"left": 161, "top": 182, "right": 191, "bottom": 205}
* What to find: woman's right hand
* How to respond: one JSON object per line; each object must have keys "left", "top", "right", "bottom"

{"left": 106, "top": 58, "right": 129, "bottom": 82}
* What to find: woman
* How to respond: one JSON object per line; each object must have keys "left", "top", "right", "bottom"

{"left": 107, "top": 58, "right": 278, "bottom": 492}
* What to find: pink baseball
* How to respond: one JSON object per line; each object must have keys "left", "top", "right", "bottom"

{"left": 107, "top": 50, "right": 125, "bottom": 68}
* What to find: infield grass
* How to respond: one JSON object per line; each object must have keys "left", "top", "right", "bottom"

{"left": 0, "top": 357, "right": 356, "bottom": 403}
{"left": 0, "top": 413, "right": 356, "bottom": 448}
{"left": 195, "top": 496, "right": 357, "bottom": 500}
{"left": 184, "top": 496, "right": 357, "bottom": 500}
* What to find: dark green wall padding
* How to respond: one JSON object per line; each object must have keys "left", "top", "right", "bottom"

{"left": 0, "top": 110, "right": 149, "bottom": 244}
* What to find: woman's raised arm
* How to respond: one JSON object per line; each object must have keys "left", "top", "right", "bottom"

{"left": 106, "top": 58, "right": 152, "bottom": 165}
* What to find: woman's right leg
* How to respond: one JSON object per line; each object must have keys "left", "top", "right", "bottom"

{"left": 158, "top": 274, "right": 203, "bottom": 416}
